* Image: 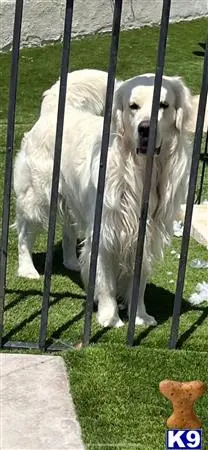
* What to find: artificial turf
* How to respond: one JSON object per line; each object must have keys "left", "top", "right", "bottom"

{"left": 66, "top": 346, "right": 208, "bottom": 449}
{"left": 0, "top": 17, "right": 208, "bottom": 450}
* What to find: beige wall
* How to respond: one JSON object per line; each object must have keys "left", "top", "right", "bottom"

{"left": 0, "top": 0, "right": 208, "bottom": 51}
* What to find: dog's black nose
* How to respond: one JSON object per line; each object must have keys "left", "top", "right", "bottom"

{"left": 138, "top": 120, "right": 150, "bottom": 138}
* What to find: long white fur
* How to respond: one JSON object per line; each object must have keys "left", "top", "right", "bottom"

{"left": 40, "top": 68, "right": 122, "bottom": 116}
{"left": 14, "top": 70, "right": 192, "bottom": 328}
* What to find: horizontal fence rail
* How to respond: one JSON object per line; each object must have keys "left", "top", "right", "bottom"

{"left": 0, "top": 0, "right": 207, "bottom": 351}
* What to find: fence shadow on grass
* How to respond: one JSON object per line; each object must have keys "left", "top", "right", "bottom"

{"left": 90, "top": 283, "right": 180, "bottom": 345}
{"left": 45, "top": 308, "right": 86, "bottom": 349}
{"left": 3, "top": 240, "right": 86, "bottom": 346}
{"left": 177, "top": 305, "right": 208, "bottom": 349}
{"left": 3, "top": 287, "right": 86, "bottom": 344}
{"left": 4, "top": 248, "right": 208, "bottom": 347}
{"left": 133, "top": 283, "right": 208, "bottom": 347}
{"left": 32, "top": 240, "right": 84, "bottom": 289}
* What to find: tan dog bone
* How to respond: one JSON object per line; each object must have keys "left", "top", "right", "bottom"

{"left": 159, "top": 379, "right": 207, "bottom": 429}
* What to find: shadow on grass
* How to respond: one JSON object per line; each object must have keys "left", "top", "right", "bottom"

{"left": 32, "top": 240, "right": 84, "bottom": 290}
{"left": 45, "top": 308, "right": 85, "bottom": 349}
{"left": 133, "top": 283, "right": 208, "bottom": 347}
{"left": 192, "top": 41, "right": 206, "bottom": 57}
{"left": 5, "top": 288, "right": 85, "bottom": 312}
{"left": 4, "top": 241, "right": 208, "bottom": 347}
{"left": 89, "top": 284, "right": 208, "bottom": 346}
{"left": 3, "top": 288, "right": 86, "bottom": 344}
{"left": 30, "top": 241, "right": 113, "bottom": 345}
{"left": 177, "top": 305, "right": 208, "bottom": 349}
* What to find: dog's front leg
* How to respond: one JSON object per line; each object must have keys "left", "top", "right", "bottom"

{"left": 127, "top": 272, "right": 157, "bottom": 326}
{"left": 95, "top": 251, "right": 123, "bottom": 328}
{"left": 62, "top": 215, "right": 80, "bottom": 272}
{"left": 17, "top": 217, "right": 40, "bottom": 279}
{"left": 81, "top": 238, "right": 123, "bottom": 328}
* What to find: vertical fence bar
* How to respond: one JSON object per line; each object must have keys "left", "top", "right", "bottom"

{"left": 196, "top": 127, "right": 208, "bottom": 204}
{"left": 169, "top": 41, "right": 208, "bottom": 349}
{"left": 39, "top": 0, "right": 74, "bottom": 351}
{"left": 127, "top": 0, "right": 171, "bottom": 346}
{"left": 83, "top": 0, "right": 123, "bottom": 346}
{"left": 0, "top": 0, "right": 23, "bottom": 347}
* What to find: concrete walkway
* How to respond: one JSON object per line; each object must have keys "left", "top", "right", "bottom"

{"left": 0, "top": 353, "right": 85, "bottom": 450}
{"left": 180, "top": 204, "right": 208, "bottom": 247}
{"left": 187, "top": 94, "right": 208, "bottom": 133}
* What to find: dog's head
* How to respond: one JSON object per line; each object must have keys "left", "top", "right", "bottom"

{"left": 112, "top": 74, "right": 192, "bottom": 155}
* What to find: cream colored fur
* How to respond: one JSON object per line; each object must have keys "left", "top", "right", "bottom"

{"left": 40, "top": 68, "right": 121, "bottom": 116}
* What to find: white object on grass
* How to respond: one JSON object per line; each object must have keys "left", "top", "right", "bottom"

{"left": 173, "top": 220, "right": 184, "bottom": 237}
{"left": 189, "top": 282, "right": 208, "bottom": 305}
{"left": 190, "top": 259, "right": 208, "bottom": 269}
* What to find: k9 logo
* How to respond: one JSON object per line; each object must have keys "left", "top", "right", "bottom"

{"left": 166, "top": 430, "right": 202, "bottom": 449}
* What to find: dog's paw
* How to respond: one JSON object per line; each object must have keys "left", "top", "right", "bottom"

{"left": 97, "top": 305, "right": 124, "bottom": 328}
{"left": 135, "top": 313, "right": 157, "bottom": 326}
{"left": 63, "top": 259, "right": 80, "bottom": 272}
{"left": 114, "top": 317, "right": 125, "bottom": 328}
{"left": 18, "top": 265, "right": 40, "bottom": 279}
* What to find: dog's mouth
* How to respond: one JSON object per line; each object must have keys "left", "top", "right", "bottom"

{"left": 136, "top": 138, "right": 161, "bottom": 156}
{"left": 136, "top": 146, "right": 161, "bottom": 155}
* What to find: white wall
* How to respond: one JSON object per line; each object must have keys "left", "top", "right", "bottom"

{"left": 0, "top": 0, "right": 208, "bottom": 51}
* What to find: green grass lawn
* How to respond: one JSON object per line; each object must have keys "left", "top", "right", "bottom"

{"left": 1, "top": 18, "right": 208, "bottom": 450}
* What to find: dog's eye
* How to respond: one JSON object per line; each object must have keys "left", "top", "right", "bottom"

{"left": 129, "top": 103, "right": 140, "bottom": 110}
{"left": 160, "top": 101, "right": 169, "bottom": 109}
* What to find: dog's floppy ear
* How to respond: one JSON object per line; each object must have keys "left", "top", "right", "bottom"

{"left": 171, "top": 77, "right": 192, "bottom": 131}
{"left": 112, "top": 85, "right": 124, "bottom": 135}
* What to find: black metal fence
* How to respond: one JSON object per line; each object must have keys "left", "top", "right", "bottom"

{"left": 196, "top": 131, "right": 208, "bottom": 204}
{"left": 0, "top": 0, "right": 207, "bottom": 352}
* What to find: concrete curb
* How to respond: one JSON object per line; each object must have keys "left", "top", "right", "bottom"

{"left": 179, "top": 204, "right": 208, "bottom": 247}
{"left": 1, "top": 353, "right": 85, "bottom": 450}
{"left": 187, "top": 95, "right": 208, "bottom": 133}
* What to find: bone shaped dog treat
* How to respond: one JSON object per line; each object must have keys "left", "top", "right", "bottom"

{"left": 159, "top": 379, "right": 207, "bottom": 429}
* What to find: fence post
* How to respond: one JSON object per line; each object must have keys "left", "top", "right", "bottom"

{"left": 196, "top": 128, "right": 208, "bottom": 204}
{"left": 0, "top": 0, "right": 24, "bottom": 347}
{"left": 169, "top": 41, "right": 208, "bottom": 349}
{"left": 127, "top": 0, "right": 171, "bottom": 346}
{"left": 83, "top": 0, "right": 123, "bottom": 346}
{"left": 39, "top": 0, "right": 74, "bottom": 351}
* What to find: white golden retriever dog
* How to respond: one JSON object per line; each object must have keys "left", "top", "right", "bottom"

{"left": 14, "top": 71, "right": 192, "bottom": 328}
